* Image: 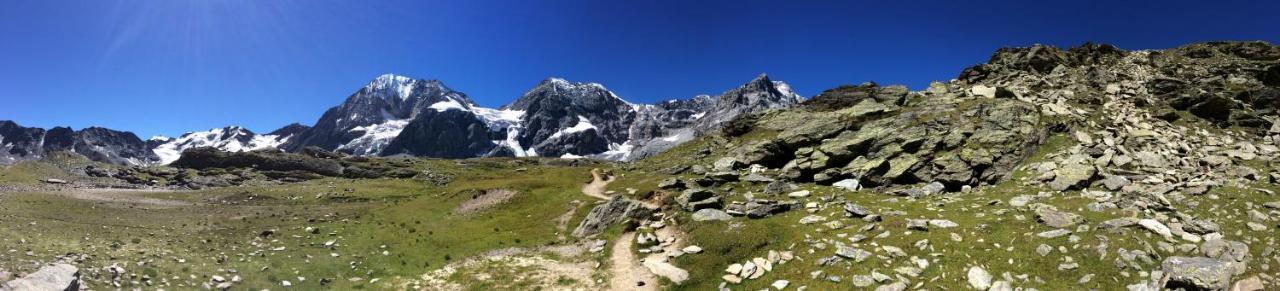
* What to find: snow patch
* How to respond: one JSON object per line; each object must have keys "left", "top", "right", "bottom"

{"left": 428, "top": 99, "right": 466, "bottom": 112}
{"left": 338, "top": 119, "right": 410, "bottom": 156}
{"left": 151, "top": 127, "right": 288, "bottom": 164}
{"left": 547, "top": 115, "right": 597, "bottom": 140}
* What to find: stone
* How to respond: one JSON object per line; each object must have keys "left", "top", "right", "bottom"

{"left": 771, "top": 280, "right": 789, "bottom": 290}
{"left": 971, "top": 85, "right": 997, "bottom": 98}
{"left": 929, "top": 219, "right": 959, "bottom": 228}
{"left": 843, "top": 202, "right": 873, "bottom": 218}
{"left": 1037, "top": 229, "right": 1071, "bottom": 238}
{"left": 990, "top": 280, "right": 1013, "bottom": 291}
{"left": 835, "top": 245, "right": 872, "bottom": 262}
{"left": 657, "top": 178, "right": 686, "bottom": 190}
{"left": 642, "top": 257, "right": 689, "bottom": 284}
{"left": 1009, "top": 195, "right": 1035, "bottom": 207}
{"left": 682, "top": 245, "right": 703, "bottom": 254}
{"left": 1201, "top": 239, "right": 1249, "bottom": 267}
{"left": 763, "top": 181, "right": 793, "bottom": 195}
{"left": 1101, "top": 217, "right": 1139, "bottom": 230}
{"left": 1049, "top": 155, "right": 1096, "bottom": 191}
{"left": 1161, "top": 256, "right": 1235, "bottom": 290}
{"left": 43, "top": 178, "right": 68, "bottom": 184}
{"left": 676, "top": 189, "right": 721, "bottom": 212}
{"left": 968, "top": 266, "right": 993, "bottom": 290}
{"left": 787, "top": 190, "right": 811, "bottom": 198}
{"left": 1101, "top": 175, "right": 1131, "bottom": 191}
{"left": 832, "top": 179, "right": 861, "bottom": 191}
{"left": 1037, "top": 244, "right": 1053, "bottom": 256}
{"left": 691, "top": 209, "right": 733, "bottom": 221}
{"left": 730, "top": 200, "right": 793, "bottom": 218}
{"left": 1183, "top": 219, "right": 1221, "bottom": 235}
{"left": 572, "top": 196, "right": 653, "bottom": 237}
{"left": 876, "top": 282, "right": 908, "bottom": 291}
{"left": 725, "top": 264, "right": 742, "bottom": 275}
{"left": 921, "top": 181, "right": 946, "bottom": 195}
{"left": 1231, "top": 276, "right": 1264, "bottom": 291}
{"left": 907, "top": 219, "right": 929, "bottom": 231}
{"left": 0, "top": 264, "right": 79, "bottom": 291}
{"left": 722, "top": 274, "right": 742, "bottom": 284}
{"left": 1035, "top": 206, "right": 1085, "bottom": 228}
{"left": 1139, "top": 219, "right": 1173, "bottom": 238}
{"left": 714, "top": 157, "right": 742, "bottom": 171}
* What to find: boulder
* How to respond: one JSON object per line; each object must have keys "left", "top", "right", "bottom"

{"left": 843, "top": 202, "right": 873, "bottom": 218}
{"left": 1049, "top": 155, "right": 1096, "bottom": 191}
{"left": 727, "top": 200, "right": 793, "bottom": 218}
{"left": 1161, "top": 256, "right": 1236, "bottom": 290}
{"left": 691, "top": 209, "right": 732, "bottom": 222}
{"left": 1, "top": 264, "right": 79, "bottom": 291}
{"left": 832, "top": 179, "right": 862, "bottom": 191}
{"left": 572, "top": 196, "right": 653, "bottom": 237}
{"left": 657, "top": 178, "right": 686, "bottom": 190}
{"left": 1034, "top": 205, "right": 1086, "bottom": 228}
{"left": 676, "top": 189, "right": 721, "bottom": 212}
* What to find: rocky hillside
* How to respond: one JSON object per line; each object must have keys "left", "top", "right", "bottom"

{"left": 0, "top": 120, "right": 159, "bottom": 166}
{"left": 641, "top": 41, "right": 1280, "bottom": 290}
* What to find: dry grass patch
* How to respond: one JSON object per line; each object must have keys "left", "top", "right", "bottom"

{"left": 455, "top": 189, "right": 520, "bottom": 215}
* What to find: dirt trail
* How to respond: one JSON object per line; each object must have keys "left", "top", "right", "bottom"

{"left": 579, "top": 168, "right": 662, "bottom": 290}
{"left": 610, "top": 232, "right": 658, "bottom": 291}
{"left": 581, "top": 168, "right": 613, "bottom": 200}
{"left": 54, "top": 188, "right": 192, "bottom": 207}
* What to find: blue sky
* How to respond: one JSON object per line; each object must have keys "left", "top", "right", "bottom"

{"left": 1, "top": 0, "right": 1277, "bottom": 138}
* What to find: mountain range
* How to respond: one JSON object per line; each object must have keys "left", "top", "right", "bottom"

{"left": 0, "top": 73, "right": 802, "bottom": 166}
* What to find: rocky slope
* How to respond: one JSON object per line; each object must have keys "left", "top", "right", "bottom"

{"left": 0, "top": 120, "right": 159, "bottom": 166}
{"left": 655, "top": 41, "right": 1280, "bottom": 290}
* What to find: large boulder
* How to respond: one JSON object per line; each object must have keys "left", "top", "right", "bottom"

{"left": 1161, "top": 256, "right": 1237, "bottom": 290}
{"left": 1, "top": 264, "right": 79, "bottom": 291}
{"left": 572, "top": 196, "right": 653, "bottom": 237}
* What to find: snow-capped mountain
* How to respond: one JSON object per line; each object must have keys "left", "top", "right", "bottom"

{"left": 1, "top": 73, "right": 802, "bottom": 165}
{"left": 618, "top": 73, "right": 804, "bottom": 160}
{"left": 285, "top": 73, "right": 803, "bottom": 161}
{"left": 150, "top": 124, "right": 309, "bottom": 164}
{"left": 282, "top": 74, "right": 484, "bottom": 156}
{"left": 499, "top": 78, "right": 639, "bottom": 158}
{"left": 0, "top": 120, "right": 160, "bottom": 165}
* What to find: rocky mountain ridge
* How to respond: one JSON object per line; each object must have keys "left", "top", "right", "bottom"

{"left": 0, "top": 120, "right": 159, "bottom": 166}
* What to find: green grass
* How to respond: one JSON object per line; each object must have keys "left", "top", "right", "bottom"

{"left": 0, "top": 157, "right": 602, "bottom": 290}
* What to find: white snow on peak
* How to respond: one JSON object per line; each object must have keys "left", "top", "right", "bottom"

{"left": 690, "top": 112, "right": 707, "bottom": 120}
{"left": 339, "top": 118, "right": 410, "bottom": 156}
{"left": 428, "top": 99, "right": 467, "bottom": 112}
{"left": 366, "top": 74, "right": 418, "bottom": 101}
{"left": 152, "top": 127, "right": 289, "bottom": 164}
{"left": 773, "top": 81, "right": 803, "bottom": 102}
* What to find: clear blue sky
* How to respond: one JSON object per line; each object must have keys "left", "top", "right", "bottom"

{"left": 2, "top": 0, "right": 1277, "bottom": 138}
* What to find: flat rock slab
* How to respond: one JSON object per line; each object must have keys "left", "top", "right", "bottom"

{"left": 1, "top": 264, "right": 79, "bottom": 291}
